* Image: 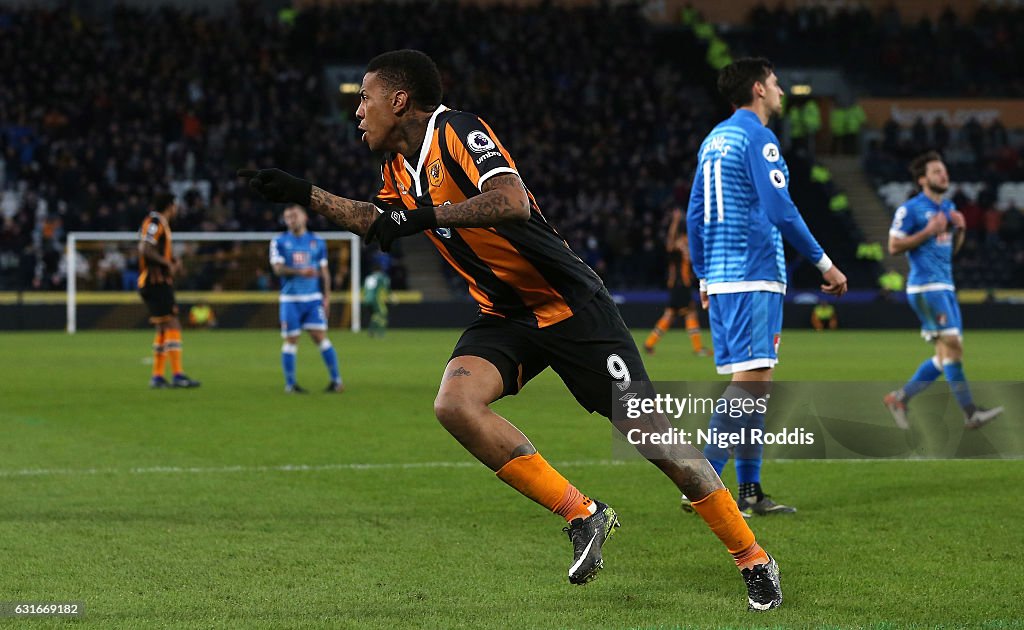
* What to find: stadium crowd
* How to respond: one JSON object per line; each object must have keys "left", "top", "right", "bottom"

{"left": 730, "top": 3, "right": 1024, "bottom": 289}
{"left": 1, "top": 2, "right": 1020, "bottom": 293}
{"left": 736, "top": 3, "right": 1024, "bottom": 97}
{"left": 0, "top": 2, "right": 719, "bottom": 292}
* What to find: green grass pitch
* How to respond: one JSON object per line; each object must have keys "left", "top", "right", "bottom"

{"left": 2, "top": 329, "right": 1023, "bottom": 628}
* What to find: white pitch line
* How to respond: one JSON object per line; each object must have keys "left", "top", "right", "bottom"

{"left": 0, "top": 459, "right": 637, "bottom": 479}
{"left": 0, "top": 458, "right": 955, "bottom": 479}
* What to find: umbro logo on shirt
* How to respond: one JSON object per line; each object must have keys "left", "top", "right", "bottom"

{"left": 475, "top": 150, "right": 500, "bottom": 164}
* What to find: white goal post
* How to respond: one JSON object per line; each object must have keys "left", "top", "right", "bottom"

{"left": 66, "top": 231, "right": 362, "bottom": 334}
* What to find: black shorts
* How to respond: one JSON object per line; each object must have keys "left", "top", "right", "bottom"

{"left": 668, "top": 284, "right": 695, "bottom": 310}
{"left": 139, "top": 283, "right": 177, "bottom": 323}
{"left": 450, "top": 288, "right": 649, "bottom": 419}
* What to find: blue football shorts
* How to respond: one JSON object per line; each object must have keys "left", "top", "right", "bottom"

{"left": 280, "top": 299, "right": 327, "bottom": 337}
{"left": 708, "top": 291, "right": 783, "bottom": 375}
{"left": 907, "top": 289, "right": 962, "bottom": 341}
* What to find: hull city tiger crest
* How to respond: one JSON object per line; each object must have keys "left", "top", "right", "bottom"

{"left": 428, "top": 159, "right": 444, "bottom": 187}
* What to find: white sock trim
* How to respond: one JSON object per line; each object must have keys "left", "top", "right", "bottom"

{"left": 282, "top": 343, "right": 298, "bottom": 354}
{"left": 319, "top": 339, "right": 333, "bottom": 351}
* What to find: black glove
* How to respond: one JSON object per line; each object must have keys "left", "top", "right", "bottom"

{"left": 365, "top": 201, "right": 438, "bottom": 253}
{"left": 237, "top": 168, "right": 312, "bottom": 206}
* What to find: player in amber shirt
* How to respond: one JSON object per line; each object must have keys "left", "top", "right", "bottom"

{"left": 239, "top": 50, "right": 781, "bottom": 609}
{"left": 643, "top": 207, "right": 710, "bottom": 356}
{"left": 137, "top": 193, "right": 199, "bottom": 389}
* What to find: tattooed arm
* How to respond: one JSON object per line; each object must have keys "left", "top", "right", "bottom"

{"left": 434, "top": 174, "right": 531, "bottom": 227}
{"left": 307, "top": 174, "right": 528, "bottom": 239}
{"left": 238, "top": 167, "right": 380, "bottom": 237}
{"left": 309, "top": 186, "right": 379, "bottom": 237}
{"left": 364, "top": 173, "right": 531, "bottom": 252}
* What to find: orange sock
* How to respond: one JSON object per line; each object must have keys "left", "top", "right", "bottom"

{"left": 644, "top": 315, "right": 673, "bottom": 349}
{"left": 732, "top": 541, "right": 770, "bottom": 571}
{"left": 164, "top": 328, "right": 184, "bottom": 375}
{"left": 685, "top": 312, "right": 703, "bottom": 352}
{"left": 152, "top": 331, "right": 166, "bottom": 378}
{"left": 496, "top": 453, "right": 595, "bottom": 522}
{"left": 691, "top": 488, "right": 767, "bottom": 569}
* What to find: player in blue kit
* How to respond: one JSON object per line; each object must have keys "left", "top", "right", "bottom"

{"left": 883, "top": 152, "right": 1002, "bottom": 429}
{"left": 271, "top": 204, "right": 343, "bottom": 393}
{"left": 684, "top": 58, "right": 848, "bottom": 516}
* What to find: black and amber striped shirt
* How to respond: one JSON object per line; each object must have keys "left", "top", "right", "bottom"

{"left": 668, "top": 235, "right": 694, "bottom": 289}
{"left": 375, "top": 106, "right": 604, "bottom": 328}
{"left": 138, "top": 211, "right": 172, "bottom": 288}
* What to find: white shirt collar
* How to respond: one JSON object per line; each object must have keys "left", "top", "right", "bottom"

{"left": 405, "top": 104, "right": 447, "bottom": 177}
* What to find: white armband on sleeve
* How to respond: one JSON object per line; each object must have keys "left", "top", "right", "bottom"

{"left": 699, "top": 278, "right": 707, "bottom": 293}
{"left": 815, "top": 254, "right": 833, "bottom": 274}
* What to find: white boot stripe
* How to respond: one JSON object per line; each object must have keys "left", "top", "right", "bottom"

{"left": 568, "top": 533, "right": 598, "bottom": 576}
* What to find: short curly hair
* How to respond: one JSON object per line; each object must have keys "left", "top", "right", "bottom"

{"left": 366, "top": 50, "right": 443, "bottom": 112}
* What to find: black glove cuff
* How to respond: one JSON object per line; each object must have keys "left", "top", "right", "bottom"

{"left": 294, "top": 180, "right": 313, "bottom": 207}
{"left": 408, "top": 206, "right": 439, "bottom": 231}
{"left": 372, "top": 199, "right": 438, "bottom": 232}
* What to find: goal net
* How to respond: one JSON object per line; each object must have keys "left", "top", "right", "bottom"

{"left": 65, "top": 231, "right": 362, "bottom": 333}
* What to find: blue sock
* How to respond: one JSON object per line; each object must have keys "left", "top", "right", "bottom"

{"left": 942, "top": 360, "right": 974, "bottom": 411}
{"left": 702, "top": 410, "right": 735, "bottom": 476}
{"left": 282, "top": 342, "right": 297, "bottom": 387}
{"left": 735, "top": 459, "right": 762, "bottom": 485}
{"left": 902, "top": 357, "right": 942, "bottom": 400}
{"left": 320, "top": 339, "right": 341, "bottom": 384}
{"left": 703, "top": 453, "right": 727, "bottom": 476}
{"left": 734, "top": 411, "right": 765, "bottom": 484}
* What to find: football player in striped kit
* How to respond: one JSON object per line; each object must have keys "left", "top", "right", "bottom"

{"left": 883, "top": 151, "right": 1002, "bottom": 430}
{"left": 685, "top": 58, "right": 847, "bottom": 517}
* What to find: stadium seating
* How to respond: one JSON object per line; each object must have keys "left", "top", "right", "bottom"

{"left": 2, "top": 2, "right": 1020, "bottom": 293}
{"left": 877, "top": 182, "right": 1024, "bottom": 211}
{"left": 0, "top": 2, "right": 720, "bottom": 292}
{"left": 729, "top": 4, "right": 1024, "bottom": 97}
